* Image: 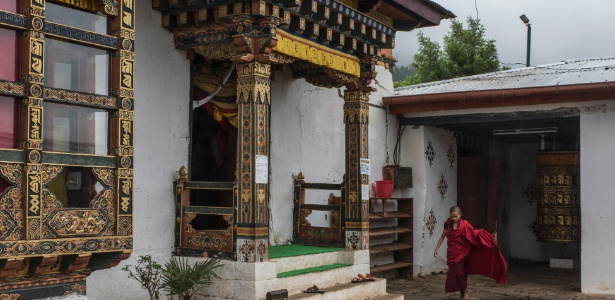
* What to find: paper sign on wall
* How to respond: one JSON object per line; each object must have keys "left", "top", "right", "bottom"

{"left": 255, "top": 155, "right": 268, "bottom": 184}
{"left": 360, "top": 158, "right": 370, "bottom": 175}
{"left": 362, "top": 184, "right": 370, "bottom": 200}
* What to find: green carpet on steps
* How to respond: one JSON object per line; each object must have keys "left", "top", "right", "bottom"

{"left": 276, "top": 263, "right": 351, "bottom": 278}
{"left": 268, "top": 244, "right": 343, "bottom": 259}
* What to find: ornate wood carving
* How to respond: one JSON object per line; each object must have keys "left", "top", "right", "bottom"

{"left": 0, "top": 0, "right": 134, "bottom": 296}
{"left": 110, "top": 0, "right": 135, "bottom": 240}
{"left": 0, "top": 11, "right": 27, "bottom": 29}
{"left": 536, "top": 152, "right": 581, "bottom": 243}
{"left": 235, "top": 61, "right": 271, "bottom": 262}
{"left": 43, "top": 22, "right": 118, "bottom": 49}
{"left": 0, "top": 80, "right": 25, "bottom": 97}
{"left": 343, "top": 90, "right": 370, "bottom": 250}
{"left": 20, "top": 0, "right": 46, "bottom": 242}
{"left": 43, "top": 87, "right": 117, "bottom": 109}
{"left": 157, "top": 0, "right": 396, "bottom": 78}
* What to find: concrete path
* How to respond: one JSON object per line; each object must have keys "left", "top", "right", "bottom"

{"left": 386, "top": 262, "right": 615, "bottom": 300}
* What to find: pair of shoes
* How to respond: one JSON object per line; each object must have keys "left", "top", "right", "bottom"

{"left": 303, "top": 285, "right": 326, "bottom": 294}
{"left": 351, "top": 273, "right": 376, "bottom": 283}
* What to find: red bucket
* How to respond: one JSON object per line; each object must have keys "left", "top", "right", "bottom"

{"left": 375, "top": 180, "right": 393, "bottom": 198}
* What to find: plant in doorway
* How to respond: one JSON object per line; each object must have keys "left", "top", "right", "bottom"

{"left": 160, "top": 256, "right": 222, "bottom": 300}
{"left": 122, "top": 255, "right": 164, "bottom": 300}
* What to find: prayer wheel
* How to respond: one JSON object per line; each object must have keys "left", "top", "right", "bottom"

{"left": 536, "top": 151, "right": 580, "bottom": 243}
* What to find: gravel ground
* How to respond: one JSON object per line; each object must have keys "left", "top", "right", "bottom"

{"left": 386, "top": 262, "right": 615, "bottom": 300}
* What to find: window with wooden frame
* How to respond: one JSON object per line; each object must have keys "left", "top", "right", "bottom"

{"left": 0, "top": 0, "right": 135, "bottom": 297}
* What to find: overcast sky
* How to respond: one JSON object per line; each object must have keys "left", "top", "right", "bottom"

{"left": 393, "top": 0, "right": 615, "bottom": 68}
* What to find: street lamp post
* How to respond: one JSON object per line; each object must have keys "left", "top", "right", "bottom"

{"left": 519, "top": 14, "right": 531, "bottom": 67}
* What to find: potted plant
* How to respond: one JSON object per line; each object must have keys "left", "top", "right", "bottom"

{"left": 160, "top": 257, "right": 222, "bottom": 300}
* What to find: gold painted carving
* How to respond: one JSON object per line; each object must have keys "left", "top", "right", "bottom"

{"left": 28, "top": 174, "right": 41, "bottom": 215}
{"left": 27, "top": 217, "right": 41, "bottom": 240}
{"left": 117, "top": 215, "right": 132, "bottom": 236}
{"left": 1, "top": 187, "right": 23, "bottom": 209}
{"left": 536, "top": 152, "right": 580, "bottom": 243}
{"left": 236, "top": 62, "right": 271, "bottom": 104}
{"left": 193, "top": 72, "right": 237, "bottom": 98}
{"left": 183, "top": 213, "right": 197, "bottom": 233}
{"left": 0, "top": 164, "right": 23, "bottom": 187}
{"left": 92, "top": 168, "right": 116, "bottom": 188}
{"left": 0, "top": 236, "right": 132, "bottom": 257}
{"left": 274, "top": 29, "right": 360, "bottom": 77}
{"left": 269, "top": 51, "right": 297, "bottom": 64}
{"left": 194, "top": 42, "right": 238, "bottom": 60}
{"left": 343, "top": 91, "right": 370, "bottom": 124}
{"left": 0, "top": 81, "right": 25, "bottom": 96}
{"left": 101, "top": 0, "right": 119, "bottom": 16}
{"left": 47, "top": 210, "right": 109, "bottom": 237}
{"left": 120, "top": 197, "right": 129, "bottom": 212}
{"left": 43, "top": 87, "right": 117, "bottom": 108}
{"left": 40, "top": 165, "right": 62, "bottom": 186}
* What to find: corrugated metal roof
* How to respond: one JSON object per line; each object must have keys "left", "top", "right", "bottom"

{"left": 394, "top": 57, "right": 615, "bottom": 96}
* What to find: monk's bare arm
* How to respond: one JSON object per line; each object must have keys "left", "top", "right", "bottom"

{"left": 434, "top": 228, "right": 447, "bottom": 257}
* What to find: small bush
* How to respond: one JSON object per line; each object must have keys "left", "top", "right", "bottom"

{"left": 160, "top": 257, "right": 222, "bottom": 300}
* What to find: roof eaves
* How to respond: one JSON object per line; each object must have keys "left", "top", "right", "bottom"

{"left": 423, "top": 0, "right": 456, "bottom": 18}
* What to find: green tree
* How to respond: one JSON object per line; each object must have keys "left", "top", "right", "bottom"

{"left": 392, "top": 65, "right": 415, "bottom": 82}
{"left": 403, "top": 17, "right": 507, "bottom": 86}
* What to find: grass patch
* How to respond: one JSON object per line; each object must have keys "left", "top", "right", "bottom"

{"left": 277, "top": 264, "right": 351, "bottom": 278}
{"left": 268, "top": 244, "right": 342, "bottom": 259}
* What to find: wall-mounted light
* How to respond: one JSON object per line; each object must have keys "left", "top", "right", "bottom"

{"left": 493, "top": 127, "right": 558, "bottom": 135}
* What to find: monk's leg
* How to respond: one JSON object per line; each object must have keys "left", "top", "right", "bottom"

{"left": 461, "top": 259, "right": 469, "bottom": 300}
{"left": 445, "top": 261, "right": 467, "bottom": 294}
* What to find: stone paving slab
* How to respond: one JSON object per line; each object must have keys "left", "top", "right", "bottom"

{"left": 386, "top": 263, "right": 615, "bottom": 300}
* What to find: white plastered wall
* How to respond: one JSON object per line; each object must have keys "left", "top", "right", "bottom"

{"left": 397, "top": 126, "right": 456, "bottom": 277}
{"left": 579, "top": 102, "right": 615, "bottom": 294}
{"left": 85, "top": 2, "right": 191, "bottom": 299}
{"left": 269, "top": 65, "right": 398, "bottom": 245}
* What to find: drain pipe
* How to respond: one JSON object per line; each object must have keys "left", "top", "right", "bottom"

{"left": 193, "top": 62, "right": 237, "bottom": 110}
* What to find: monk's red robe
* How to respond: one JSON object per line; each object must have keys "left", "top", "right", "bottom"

{"left": 445, "top": 218, "right": 507, "bottom": 292}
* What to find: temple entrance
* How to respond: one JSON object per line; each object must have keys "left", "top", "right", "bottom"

{"left": 403, "top": 107, "right": 582, "bottom": 285}
{"left": 189, "top": 107, "right": 237, "bottom": 208}
{"left": 457, "top": 156, "right": 499, "bottom": 235}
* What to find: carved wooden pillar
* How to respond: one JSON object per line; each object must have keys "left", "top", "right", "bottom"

{"left": 110, "top": 0, "right": 135, "bottom": 238}
{"left": 343, "top": 90, "right": 370, "bottom": 250}
{"left": 234, "top": 62, "right": 271, "bottom": 262}
{"left": 20, "top": 0, "right": 46, "bottom": 240}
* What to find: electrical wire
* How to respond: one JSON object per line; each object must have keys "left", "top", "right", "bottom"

{"left": 385, "top": 107, "right": 389, "bottom": 165}
{"left": 392, "top": 116, "right": 406, "bottom": 166}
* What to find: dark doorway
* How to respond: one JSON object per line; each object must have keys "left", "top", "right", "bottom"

{"left": 190, "top": 108, "right": 237, "bottom": 208}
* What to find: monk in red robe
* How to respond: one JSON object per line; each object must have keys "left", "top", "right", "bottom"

{"left": 434, "top": 206, "right": 507, "bottom": 300}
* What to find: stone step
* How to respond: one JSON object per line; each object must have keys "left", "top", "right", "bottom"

{"left": 367, "top": 293, "right": 405, "bottom": 300}
{"left": 288, "top": 278, "right": 388, "bottom": 300}
{"left": 271, "top": 249, "right": 344, "bottom": 274}
{"left": 271, "top": 263, "right": 370, "bottom": 296}
{"left": 277, "top": 263, "right": 350, "bottom": 278}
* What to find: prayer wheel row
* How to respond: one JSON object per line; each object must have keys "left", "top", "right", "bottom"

{"left": 536, "top": 151, "right": 581, "bottom": 243}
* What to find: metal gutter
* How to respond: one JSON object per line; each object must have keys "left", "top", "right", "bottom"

{"left": 383, "top": 82, "right": 615, "bottom": 114}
